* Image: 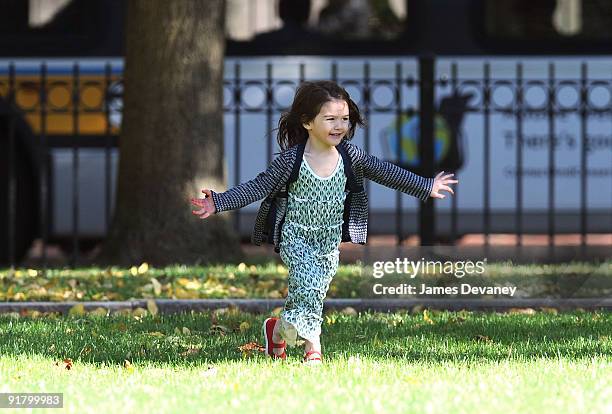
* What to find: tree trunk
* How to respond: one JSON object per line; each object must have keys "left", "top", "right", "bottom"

{"left": 93, "top": 0, "right": 243, "bottom": 266}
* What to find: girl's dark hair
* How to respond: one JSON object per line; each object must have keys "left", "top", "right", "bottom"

{"left": 276, "top": 80, "right": 365, "bottom": 150}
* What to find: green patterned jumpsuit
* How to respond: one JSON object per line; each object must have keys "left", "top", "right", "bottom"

{"left": 277, "top": 153, "right": 347, "bottom": 347}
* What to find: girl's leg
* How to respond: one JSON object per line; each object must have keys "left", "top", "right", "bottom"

{"left": 274, "top": 317, "right": 321, "bottom": 354}
{"left": 271, "top": 318, "right": 286, "bottom": 357}
{"left": 303, "top": 336, "right": 321, "bottom": 354}
{"left": 275, "top": 236, "right": 332, "bottom": 358}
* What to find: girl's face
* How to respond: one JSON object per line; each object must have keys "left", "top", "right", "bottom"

{"left": 302, "top": 99, "right": 350, "bottom": 149}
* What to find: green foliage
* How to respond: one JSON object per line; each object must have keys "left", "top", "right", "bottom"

{"left": 0, "top": 310, "right": 610, "bottom": 413}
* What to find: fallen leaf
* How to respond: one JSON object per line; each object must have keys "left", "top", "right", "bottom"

{"left": 257, "top": 280, "right": 275, "bottom": 290}
{"left": 267, "top": 290, "right": 282, "bottom": 299}
{"left": 210, "top": 324, "right": 231, "bottom": 335}
{"left": 508, "top": 308, "right": 535, "bottom": 315}
{"left": 411, "top": 305, "right": 424, "bottom": 314}
{"left": 174, "top": 287, "right": 197, "bottom": 299}
{"left": 475, "top": 335, "right": 492, "bottom": 343}
{"left": 62, "top": 358, "right": 73, "bottom": 370}
{"left": 180, "top": 347, "right": 201, "bottom": 357}
{"left": 114, "top": 322, "right": 128, "bottom": 332}
{"left": 150, "top": 278, "right": 162, "bottom": 296}
{"left": 79, "top": 346, "right": 92, "bottom": 357}
{"left": 176, "top": 277, "right": 202, "bottom": 290}
{"left": 138, "top": 262, "right": 149, "bottom": 274}
{"left": 341, "top": 306, "right": 357, "bottom": 316}
{"left": 69, "top": 303, "right": 85, "bottom": 316}
{"left": 23, "top": 309, "right": 41, "bottom": 318}
{"left": 132, "top": 307, "right": 148, "bottom": 318}
{"left": 90, "top": 307, "right": 108, "bottom": 317}
{"left": 114, "top": 308, "right": 132, "bottom": 316}
{"left": 237, "top": 341, "right": 265, "bottom": 357}
{"left": 146, "top": 299, "right": 159, "bottom": 316}
{"left": 423, "top": 309, "right": 435, "bottom": 324}
{"left": 185, "top": 280, "right": 201, "bottom": 290}
{"left": 147, "top": 331, "right": 165, "bottom": 338}
{"left": 123, "top": 359, "right": 134, "bottom": 372}
{"left": 182, "top": 327, "right": 191, "bottom": 336}
{"left": 239, "top": 321, "right": 250, "bottom": 332}
{"left": 540, "top": 307, "right": 558, "bottom": 315}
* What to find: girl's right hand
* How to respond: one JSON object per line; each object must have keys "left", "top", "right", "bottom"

{"left": 191, "top": 189, "right": 216, "bottom": 219}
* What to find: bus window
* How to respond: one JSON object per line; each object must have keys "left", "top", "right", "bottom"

{"left": 484, "top": 0, "right": 612, "bottom": 41}
{"left": 0, "top": 0, "right": 123, "bottom": 57}
{"left": 227, "top": 0, "right": 408, "bottom": 41}
{"left": 0, "top": 0, "right": 101, "bottom": 35}
{"left": 226, "top": 0, "right": 413, "bottom": 55}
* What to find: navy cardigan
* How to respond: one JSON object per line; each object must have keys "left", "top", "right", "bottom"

{"left": 210, "top": 140, "right": 434, "bottom": 253}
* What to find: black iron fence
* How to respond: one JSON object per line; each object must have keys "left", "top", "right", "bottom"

{"left": 1, "top": 56, "right": 611, "bottom": 267}
{"left": 1, "top": 62, "right": 118, "bottom": 268}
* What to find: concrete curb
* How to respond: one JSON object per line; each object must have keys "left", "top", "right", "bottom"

{"left": 0, "top": 298, "right": 611, "bottom": 315}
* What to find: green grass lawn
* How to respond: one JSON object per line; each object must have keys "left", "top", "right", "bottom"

{"left": 1, "top": 309, "right": 610, "bottom": 413}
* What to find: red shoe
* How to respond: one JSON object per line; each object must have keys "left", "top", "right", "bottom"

{"left": 263, "top": 317, "right": 286, "bottom": 360}
{"left": 303, "top": 350, "right": 323, "bottom": 365}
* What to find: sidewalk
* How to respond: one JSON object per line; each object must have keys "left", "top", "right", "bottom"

{"left": 20, "top": 233, "right": 612, "bottom": 268}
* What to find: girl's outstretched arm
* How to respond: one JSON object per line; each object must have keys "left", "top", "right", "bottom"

{"left": 356, "top": 145, "right": 435, "bottom": 202}
{"left": 199, "top": 153, "right": 288, "bottom": 214}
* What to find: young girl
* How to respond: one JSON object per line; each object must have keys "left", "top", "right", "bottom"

{"left": 191, "top": 81, "right": 458, "bottom": 365}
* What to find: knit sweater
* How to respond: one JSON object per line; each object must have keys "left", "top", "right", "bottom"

{"left": 210, "top": 140, "right": 434, "bottom": 253}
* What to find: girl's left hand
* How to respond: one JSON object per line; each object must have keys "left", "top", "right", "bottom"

{"left": 430, "top": 171, "right": 458, "bottom": 199}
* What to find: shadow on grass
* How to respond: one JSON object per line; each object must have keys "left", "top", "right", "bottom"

{"left": 0, "top": 310, "right": 610, "bottom": 367}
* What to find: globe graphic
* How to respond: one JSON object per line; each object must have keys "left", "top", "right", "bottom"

{"left": 384, "top": 115, "right": 451, "bottom": 166}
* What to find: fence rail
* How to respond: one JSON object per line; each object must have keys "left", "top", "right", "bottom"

{"left": 1, "top": 56, "right": 611, "bottom": 267}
